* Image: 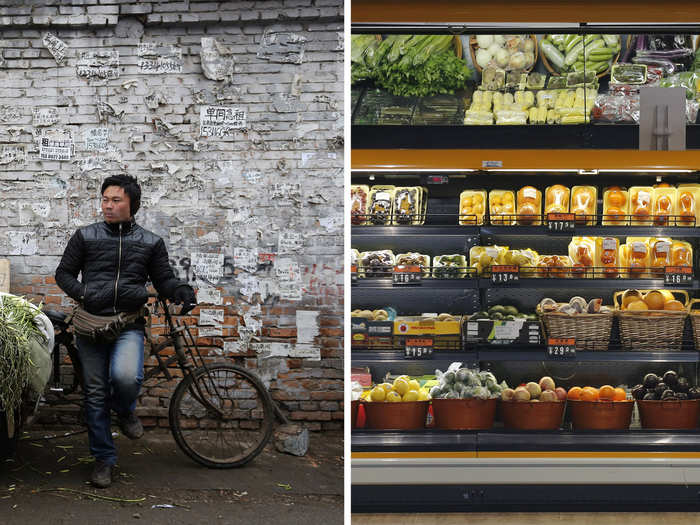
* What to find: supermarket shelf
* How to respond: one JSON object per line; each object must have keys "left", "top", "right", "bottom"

{"left": 352, "top": 124, "right": 700, "bottom": 150}
{"left": 477, "top": 350, "right": 700, "bottom": 363}
{"left": 353, "top": 278, "right": 479, "bottom": 289}
{"left": 481, "top": 224, "right": 700, "bottom": 238}
{"left": 352, "top": 429, "right": 700, "bottom": 453}
{"left": 477, "top": 278, "right": 696, "bottom": 289}
{"left": 352, "top": 430, "right": 477, "bottom": 453}
{"left": 352, "top": 352, "right": 479, "bottom": 383}
{"left": 352, "top": 226, "right": 479, "bottom": 236}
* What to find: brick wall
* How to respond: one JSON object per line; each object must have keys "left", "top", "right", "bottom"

{"left": 0, "top": 0, "right": 344, "bottom": 431}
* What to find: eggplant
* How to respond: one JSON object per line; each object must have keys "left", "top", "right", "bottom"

{"left": 663, "top": 370, "right": 679, "bottom": 388}
{"left": 661, "top": 389, "right": 676, "bottom": 400}
{"left": 654, "top": 382, "right": 667, "bottom": 396}
{"left": 676, "top": 393, "right": 689, "bottom": 401}
{"left": 689, "top": 387, "right": 700, "bottom": 400}
{"left": 643, "top": 373, "right": 660, "bottom": 389}
{"left": 643, "top": 392, "right": 658, "bottom": 400}
{"left": 676, "top": 377, "right": 690, "bottom": 393}
{"left": 631, "top": 384, "right": 646, "bottom": 400}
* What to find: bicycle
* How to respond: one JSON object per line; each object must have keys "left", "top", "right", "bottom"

{"left": 42, "top": 295, "right": 275, "bottom": 468}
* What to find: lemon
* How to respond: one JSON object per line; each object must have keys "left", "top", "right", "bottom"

{"left": 402, "top": 390, "right": 419, "bottom": 402}
{"left": 380, "top": 382, "right": 393, "bottom": 393}
{"left": 370, "top": 386, "right": 386, "bottom": 402}
{"left": 386, "top": 391, "right": 402, "bottom": 403}
{"left": 395, "top": 375, "right": 410, "bottom": 383}
{"left": 408, "top": 379, "right": 421, "bottom": 392}
{"left": 418, "top": 390, "right": 430, "bottom": 401}
{"left": 393, "top": 377, "right": 410, "bottom": 396}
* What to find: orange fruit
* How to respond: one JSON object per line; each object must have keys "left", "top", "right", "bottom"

{"left": 599, "top": 385, "right": 615, "bottom": 401}
{"left": 665, "top": 300, "right": 685, "bottom": 311}
{"left": 627, "top": 300, "right": 649, "bottom": 311}
{"left": 608, "top": 191, "right": 625, "bottom": 208}
{"left": 581, "top": 387, "right": 599, "bottom": 402}
{"left": 567, "top": 386, "right": 582, "bottom": 400}
{"left": 643, "top": 291, "right": 665, "bottom": 311}
{"left": 613, "top": 387, "right": 627, "bottom": 401}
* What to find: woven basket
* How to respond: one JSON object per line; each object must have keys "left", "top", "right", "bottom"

{"left": 614, "top": 290, "right": 688, "bottom": 351}
{"left": 688, "top": 298, "right": 700, "bottom": 351}
{"left": 541, "top": 36, "right": 619, "bottom": 78}
{"left": 540, "top": 311, "right": 613, "bottom": 351}
{"left": 469, "top": 34, "right": 536, "bottom": 73}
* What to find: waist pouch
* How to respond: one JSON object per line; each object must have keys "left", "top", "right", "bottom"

{"left": 70, "top": 305, "right": 147, "bottom": 343}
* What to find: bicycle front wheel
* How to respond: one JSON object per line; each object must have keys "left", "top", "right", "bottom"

{"left": 168, "top": 364, "right": 274, "bottom": 468}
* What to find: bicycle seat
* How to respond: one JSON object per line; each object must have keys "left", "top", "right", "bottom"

{"left": 44, "top": 309, "right": 69, "bottom": 328}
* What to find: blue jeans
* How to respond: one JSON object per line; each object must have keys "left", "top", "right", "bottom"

{"left": 76, "top": 328, "right": 144, "bottom": 465}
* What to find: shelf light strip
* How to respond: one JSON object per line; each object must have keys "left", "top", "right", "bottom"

{"left": 352, "top": 169, "right": 696, "bottom": 174}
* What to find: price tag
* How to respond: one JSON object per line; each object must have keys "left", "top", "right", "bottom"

{"left": 491, "top": 265, "right": 519, "bottom": 284}
{"left": 664, "top": 266, "right": 693, "bottom": 285}
{"left": 392, "top": 265, "right": 422, "bottom": 285}
{"left": 423, "top": 174, "right": 449, "bottom": 185}
{"left": 404, "top": 337, "right": 433, "bottom": 359}
{"left": 351, "top": 265, "right": 358, "bottom": 283}
{"left": 546, "top": 338, "right": 576, "bottom": 359}
{"left": 547, "top": 213, "right": 576, "bottom": 232}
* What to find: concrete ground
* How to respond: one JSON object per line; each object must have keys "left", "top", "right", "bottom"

{"left": 0, "top": 427, "right": 343, "bottom": 524}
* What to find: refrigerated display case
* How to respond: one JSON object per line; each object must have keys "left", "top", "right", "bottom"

{"left": 351, "top": 4, "right": 700, "bottom": 513}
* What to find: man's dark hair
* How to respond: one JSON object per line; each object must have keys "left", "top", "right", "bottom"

{"left": 101, "top": 174, "right": 141, "bottom": 216}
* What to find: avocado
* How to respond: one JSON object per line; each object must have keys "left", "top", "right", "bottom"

{"left": 505, "top": 315, "right": 516, "bottom": 321}
{"left": 676, "top": 392, "right": 689, "bottom": 401}
{"left": 631, "top": 384, "right": 646, "bottom": 400}
{"left": 663, "top": 370, "right": 678, "bottom": 388}
{"left": 643, "top": 392, "right": 658, "bottom": 400}
{"left": 689, "top": 387, "right": 700, "bottom": 400}
{"left": 488, "top": 305, "right": 506, "bottom": 315}
{"left": 491, "top": 312, "right": 504, "bottom": 320}
{"left": 503, "top": 306, "right": 519, "bottom": 316}
{"left": 643, "top": 373, "right": 660, "bottom": 389}
{"left": 654, "top": 382, "right": 667, "bottom": 397}
{"left": 661, "top": 389, "right": 676, "bottom": 400}
{"left": 526, "top": 314, "right": 538, "bottom": 321}
{"left": 677, "top": 377, "right": 690, "bottom": 393}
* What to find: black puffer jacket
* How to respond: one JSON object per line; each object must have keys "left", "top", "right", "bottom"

{"left": 56, "top": 220, "right": 186, "bottom": 316}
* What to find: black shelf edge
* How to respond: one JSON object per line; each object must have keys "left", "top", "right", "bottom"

{"left": 351, "top": 123, "right": 700, "bottom": 150}
{"left": 352, "top": 429, "right": 700, "bottom": 453}
{"left": 477, "top": 350, "right": 700, "bottom": 363}
{"left": 478, "top": 278, "right": 696, "bottom": 289}
{"left": 352, "top": 278, "right": 479, "bottom": 289}
{"left": 352, "top": 225, "right": 480, "bottom": 236}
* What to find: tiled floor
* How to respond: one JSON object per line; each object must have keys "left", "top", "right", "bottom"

{"left": 352, "top": 513, "right": 700, "bottom": 525}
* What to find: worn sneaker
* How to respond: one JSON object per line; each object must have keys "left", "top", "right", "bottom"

{"left": 91, "top": 460, "right": 115, "bottom": 488}
{"left": 118, "top": 412, "right": 144, "bottom": 440}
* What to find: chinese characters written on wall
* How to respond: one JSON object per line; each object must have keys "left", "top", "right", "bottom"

{"left": 200, "top": 106, "right": 246, "bottom": 137}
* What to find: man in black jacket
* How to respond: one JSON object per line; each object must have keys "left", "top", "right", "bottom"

{"left": 55, "top": 174, "right": 196, "bottom": 488}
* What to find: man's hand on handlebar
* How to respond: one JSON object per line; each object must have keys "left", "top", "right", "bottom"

{"left": 172, "top": 285, "right": 197, "bottom": 315}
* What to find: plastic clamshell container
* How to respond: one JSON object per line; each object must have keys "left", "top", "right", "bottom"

{"left": 652, "top": 187, "right": 677, "bottom": 227}
{"left": 516, "top": 186, "right": 542, "bottom": 225}
{"left": 676, "top": 185, "right": 700, "bottom": 227}
{"left": 544, "top": 185, "right": 570, "bottom": 216}
{"left": 363, "top": 401, "right": 429, "bottom": 430}
{"left": 431, "top": 398, "right": 497, "bottom": 430}
{"left": 351, "top": 185, "right": 370, "bottom": 226}
{"left": 671, "top": 240, "right": 693, "bottom": 268}
{"left": 568, "top": 236, "right": 596, "bottom": 277}
{"left": 501, "top": 401, "right": 566, "bottom": 430}
{"left": 459, "top": 190, "right": 487, "bottom": 225}
{"left": 489, "top": 190, "right": 516, "bottom": 225}
{"left": 637, "top": 399, "right": 700, "bottom": 430}
{"left": 629, "top": 186, "right": 654, "bottom": 226}
{"left": 649, "top": 237, "right": 673, "bottom": 270}
{"left": 367, "top": 185, "right": 396, "bottom": 226}
{"left": 602, "top": 187, "right": 629, "bottom": 226}
{"left": 571, "top": 185, "right": 597, "bottom": 225}
{"left": 392, "top": 187, "right": 423, "bottom": 226}
{"left": 596, "top": 236, "right": 620, "bottom": 279}
{"left": 569, "top": 400, "right": 634, "bottom": 430}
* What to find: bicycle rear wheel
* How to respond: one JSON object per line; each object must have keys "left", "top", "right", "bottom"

{"left": 168, "top": 364, "right": 274, "bottom": 468}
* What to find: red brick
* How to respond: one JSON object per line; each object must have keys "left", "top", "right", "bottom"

{"left": 32, "top": 276, "right": 43, "bottom": 284}
{"left": 45, "top": 275, "right": 56, "bottom": 284}
{"left": 331, "top": 410, "right": 343, "bottom": 420}
{"left": 287, "top": 358, "right": 303, "bottom": 369}
{"left": 320, "top": 327, "right": 342, "bottom": 337}
{"left": 43, "top": 295, "right": 61, "bottom": 304}
{"left": 269, "top": 327, "right": 296, "bottom": 338}
{"left": 310, "top": 391, "right": 343, "bottom": 401}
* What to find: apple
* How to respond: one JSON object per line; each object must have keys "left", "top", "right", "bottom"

{"left": 501, "top": 388, "right": 515, "bottom": 401}
{"left": 526, "top": 382, "right": 542, "bottom": 399}
{"left": 539, "top": 376, "right": 556, "bottom": 392}
{"left": 513, "top": 386, "right": 531, "bottom": 402}
{"left": 554, "top": 387, "right": 567, "bottom": 401}
{"left": 540, "top": 390, "right": 558, "bottom": 402}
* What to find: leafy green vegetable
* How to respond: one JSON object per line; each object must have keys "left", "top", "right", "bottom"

{"left": 375, "top": 51, "right": 472, "bottom": 97}
{"left": 0, "top": 295, "right": 45, "bottom": 413}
